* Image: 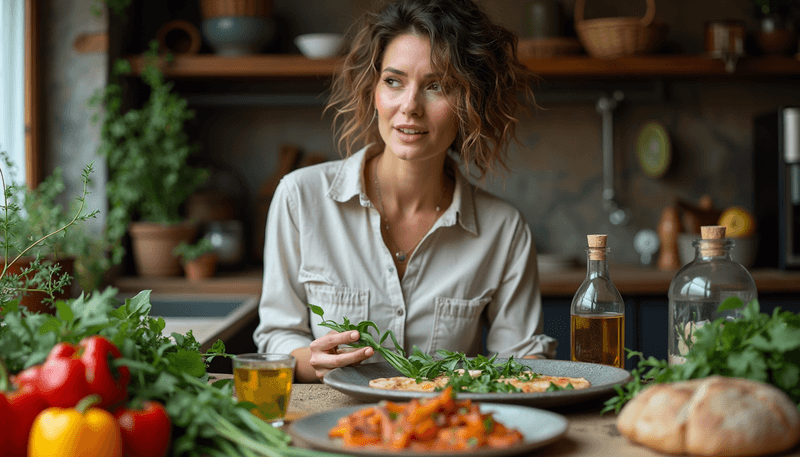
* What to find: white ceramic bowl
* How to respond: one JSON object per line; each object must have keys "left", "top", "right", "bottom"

{"left": 294, "top": 33, "right": 344, "bottom": 59}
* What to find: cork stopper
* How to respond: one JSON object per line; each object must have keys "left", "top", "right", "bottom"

{"left": 701, "top": 226, "right": 726, "bottom": 240}
{"left": 700, "top": 225, "right": 726, "bottom": 256}
{"left": 587, "top": 234, "right": 608, "bottom": 261}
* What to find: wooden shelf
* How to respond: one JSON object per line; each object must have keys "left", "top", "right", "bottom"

{"left": 127, "top": 54, "right": 339, "bottom": 79}
{"left": 126, "top": 53, "right": 800, "bottom": 79}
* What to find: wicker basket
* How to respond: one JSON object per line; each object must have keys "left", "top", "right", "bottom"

{"left": 199, "top": 0, "right": 272, "bottom": 19}
{"left": 575, "top": 0, "right": 669, "bottom": 59}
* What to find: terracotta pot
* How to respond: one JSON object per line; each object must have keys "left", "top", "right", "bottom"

{"left": 2, "top": 255, "right": 75, "bottom": 314}
{"left": 128, "top": 222, "right": 197, "bottom": 277}
{"left": 183, "top": 253, "right": 218, "bottom": 282}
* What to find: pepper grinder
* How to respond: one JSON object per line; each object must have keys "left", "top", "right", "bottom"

{"left": 657, "top": 206, "right": 682, "bottom": 270}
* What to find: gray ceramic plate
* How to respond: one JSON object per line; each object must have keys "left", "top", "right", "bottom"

{"left": 289, "top": 402, "right": 568, "bottom": 456}
{"left": 323, "top": 358, "right": 632, "bottom": 408}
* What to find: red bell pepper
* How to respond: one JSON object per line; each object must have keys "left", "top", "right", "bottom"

{"left": 11, "top": 365, "right": 41, "bottom": 390}
{"left": 113, "top": 400, "right": 172, "bottom": 457}
{"left": 0, "top": 390, "right": 12, "bottom": 457}
{"left": 37, "top": 335, "right": 130, "bottom": 409}
{"left": 4, "top": 385, "right": 49, "bottom": 457}
{"left": 1, "top": 359, "right": 48, "bottom": 457}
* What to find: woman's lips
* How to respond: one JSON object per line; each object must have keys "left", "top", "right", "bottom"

{"left": 395, "top": 126, "right": 427, "bottom": 141}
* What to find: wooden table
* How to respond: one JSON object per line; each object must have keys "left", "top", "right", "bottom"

{"left": 282, "top": 383, "right": 800, "bottom": 456}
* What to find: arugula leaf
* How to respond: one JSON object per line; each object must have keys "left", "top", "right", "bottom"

{"left": 310, "top": 304, "right": 540, "bottom": 393}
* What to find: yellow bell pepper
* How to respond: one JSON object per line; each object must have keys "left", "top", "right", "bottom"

{"left": 28, "top": 395, "right": 123, "bottom": 457}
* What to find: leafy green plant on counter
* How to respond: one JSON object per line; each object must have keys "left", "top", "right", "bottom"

{"left": 310, "top": 304, "right": 568, "bottom": 393}
{"left": 89, "top": 40, "right": 209, "bottom": 266}
{"left": 603, "top": 297, "right": 800, "bottom": 414}
{"left": 0, "top": 289, "right": 347, "bottom": 457}
{"left": 173, "top": 238, "right": 214, "bottom": 263}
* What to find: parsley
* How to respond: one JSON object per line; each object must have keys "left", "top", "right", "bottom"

{"left": 602, "top": 298, "right": 800, "bottom": 414}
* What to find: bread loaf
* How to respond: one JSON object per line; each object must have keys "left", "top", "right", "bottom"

{"left": 617, "top": 376, "right": 800, "bottom": 456}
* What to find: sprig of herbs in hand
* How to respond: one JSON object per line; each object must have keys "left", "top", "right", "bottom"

{"left": 310, "top": 304, "right": 544, "bottom": 393}
{"left": 310, "top": 303, "right": 418, "bottom": 377}
{"left": 602, "top": 297, "right": 800, "bottom": 414}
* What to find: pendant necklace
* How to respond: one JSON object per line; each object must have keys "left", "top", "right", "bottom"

{"left": 373, "top": 156, "right": 443, "bottom": 263}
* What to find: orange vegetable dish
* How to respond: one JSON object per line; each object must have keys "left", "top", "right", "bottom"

{"left": 328, "top": 387, "right": 524, "bottom": 452}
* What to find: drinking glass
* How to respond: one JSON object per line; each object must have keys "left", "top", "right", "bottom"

{"left": 233, "top": 353, "right": 296, "bottom": 427}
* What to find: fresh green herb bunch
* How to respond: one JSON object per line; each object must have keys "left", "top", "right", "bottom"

{"left": 173, "top": 238, "right": 215, "bottom": 262}
{"left": 0, "top": 289, "right": 346, "bottom": 457}
{"left": 311, "top": 304, "right": 554, "bottom": 393}
{"left": 0, "top": 153, "right": 98, "bottom": 304}
{"left": 603, "top": 297, "right": 800, "bottom": 414}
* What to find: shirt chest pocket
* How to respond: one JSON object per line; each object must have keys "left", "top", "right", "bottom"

{"left": 428, "top": 296, "right": 490, "bottom": 355}
{"left": 306, "top": 283, "right": 370, "bottom": 339}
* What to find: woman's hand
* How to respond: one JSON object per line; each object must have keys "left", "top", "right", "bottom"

{"left": 306, "top": 330, "right": 375, "bottom": 381}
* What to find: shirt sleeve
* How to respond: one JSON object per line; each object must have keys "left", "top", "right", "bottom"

{"left": 252, "top": 177, "right": 315, "bottom": 355}
{"left": 484, "top": 217, "right": 558, "bottom": 359}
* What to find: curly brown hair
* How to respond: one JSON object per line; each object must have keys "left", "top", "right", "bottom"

{"left": 326, "top": 0, "right": 539, "bottom": 179}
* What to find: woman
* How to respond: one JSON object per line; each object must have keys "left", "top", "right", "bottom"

{"left": 254, "top": 0, "right": 556, "bottom": 383}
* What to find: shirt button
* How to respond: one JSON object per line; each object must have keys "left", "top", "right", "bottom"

{"left": 397, "top": 309, "right": 404, "bottom": 316}
{"left": 389, "top": 267, "right": 394, "bottom": 273}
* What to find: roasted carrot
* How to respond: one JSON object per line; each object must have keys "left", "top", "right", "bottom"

{"left": 328, "top": 387, "right": 524, "bottom": 451}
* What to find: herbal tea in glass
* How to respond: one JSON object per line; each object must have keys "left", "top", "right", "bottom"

{"left": 233, "top": 354, "right": 296, "bottom": 426}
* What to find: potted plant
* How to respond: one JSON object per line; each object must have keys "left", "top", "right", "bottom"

{"left": 0, "top": 153, "right": 97, "bottom": 313}
{"left": 174, "top": 238, "right": 218, "bottom": 282}
{"left": 90, "top": 41, "right": 209, "bottom": 277}
{"left": 753, "top": 0, "right": 798, "bottom": 55}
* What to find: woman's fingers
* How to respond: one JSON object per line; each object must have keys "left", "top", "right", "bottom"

{"left": 308, "top": 330, "right": 375, "bottom": 380}
{"left": 311, "top": 330, "right": 360, "bottom": 353}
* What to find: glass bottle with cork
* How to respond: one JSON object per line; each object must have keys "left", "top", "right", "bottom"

{"left": 667, "top": 225, "right": 757, "bottom": 365}
{"left": 570, "top": 234, "right": 626, "bottom": 368}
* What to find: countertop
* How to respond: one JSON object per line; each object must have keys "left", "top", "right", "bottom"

{"left": 143, "top": 293, "right": 259, "bottom": 351}
{"left": 208, "top": 379, "right": 800, "bottom": 457}
{"left": 115, "top": 266, "right": 800, "bottom": 297}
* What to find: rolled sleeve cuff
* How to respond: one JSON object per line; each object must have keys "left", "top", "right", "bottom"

{"left": 257, "top": 333, "right": 312, "bottom": 356}
{"left": 524, "top": 334, "right": 559, "bottom": 360}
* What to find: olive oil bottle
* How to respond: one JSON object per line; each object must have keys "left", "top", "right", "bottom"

{"left": 570, "top": 234, "right": 625, "bottom": 368}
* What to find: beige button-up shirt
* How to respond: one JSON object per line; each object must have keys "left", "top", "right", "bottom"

{"left": 254, "top": 147, "right": 557, "bottom": 361}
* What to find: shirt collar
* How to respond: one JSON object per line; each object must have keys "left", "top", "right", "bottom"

{"left": 326, "top": 146, "right": 478, "bottom": 236}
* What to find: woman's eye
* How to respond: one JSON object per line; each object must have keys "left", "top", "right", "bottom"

{"left": 383, "top": 77, "right": 400, "bottom": 87}
{"left": 428, "top": 82, "right": 441, "bottom": 92}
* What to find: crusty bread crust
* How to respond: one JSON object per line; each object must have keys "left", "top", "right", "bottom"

{"left": 617, "top": 376, "right": 800, "bottom": 456}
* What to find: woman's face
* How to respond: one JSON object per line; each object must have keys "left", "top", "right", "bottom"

{"left": 374, "top": 33, "right": 458, "bottom": 163}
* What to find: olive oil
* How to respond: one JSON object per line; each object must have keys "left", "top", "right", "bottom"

{"left": 571, "top": 312, "right": 625, "bottom": 368}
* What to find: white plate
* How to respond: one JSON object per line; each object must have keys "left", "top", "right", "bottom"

{"left": 323, "top": 358, "right": 631, "bottom": 408}
{"left": 289, "top": 402, "right": 569, "bottom": 456}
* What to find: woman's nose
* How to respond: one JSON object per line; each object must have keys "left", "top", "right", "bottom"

{"left": 401, "top": 88, "right": 422, "bottom": 116}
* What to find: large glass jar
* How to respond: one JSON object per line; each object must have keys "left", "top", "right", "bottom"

{"left": 667, "top": 226, "right": 757, "bottom": 365}
{"left": 570, "top": 234, "right": 626, "bottom": 368}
